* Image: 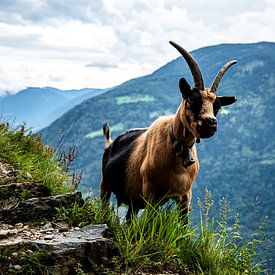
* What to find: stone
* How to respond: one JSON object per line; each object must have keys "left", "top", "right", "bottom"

{"left": 40, "top": 221, "right": 52, "bottom": 230}
{"left": 0, "top": 192, "right": 84, "bottom": 224}
{"left": 13, "top": 264, "right": 22, "bottom": 270}
{"left": 0, "top": 229, "right": 17, "bottom": 239}
{"left": 53, "top": 221, "right": 70, "bottom": 232}
{"left": 0, "top": 160, "right": 19, "bottom": 184}
{"left": 43, "top": 234, "right": 54, "bottom": 240}
{"left": 0, "top": 224, "right": 117, "bottom": 274}
{"left": 0, "top": 223, "right": 13, "bottom": 230}
{"left": 15, "top": 223, "right": 24, "bottom": 228}
{"left": 0, "top": 181, "right": 51, "bottom": 200}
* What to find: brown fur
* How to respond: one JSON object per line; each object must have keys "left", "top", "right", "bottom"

{"left": 100, "top": 42, "right": 238, "bottom": 221}
{"left": 100, "top": 88, "right": 219, "bottom": 219}
{"left": 125, "top": 98, "right": 204, "bottom": 214}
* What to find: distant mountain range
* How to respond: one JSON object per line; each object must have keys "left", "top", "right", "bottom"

{"left": 40, "top": 41, "right": 275, "bottom": 269}
{"left": 0, "top": 87, "right": 108, "bottom": 131}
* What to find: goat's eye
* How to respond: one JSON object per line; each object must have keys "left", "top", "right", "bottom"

{"left": 187, "top": 98, "right": 193, "bottom": 104}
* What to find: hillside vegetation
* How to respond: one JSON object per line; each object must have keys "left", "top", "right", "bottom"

{"left": 0, "top": 121, "right": 268, "bottom": 274}
{"left": 0, "top": 123, "right": 77, "bottom": 194}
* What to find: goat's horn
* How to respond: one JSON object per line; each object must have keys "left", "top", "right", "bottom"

{"left": 210, "top": 60, "right": 237, "bottom": 94}
{"left": 169, "top": 41, "right": 204, "bottom": 90}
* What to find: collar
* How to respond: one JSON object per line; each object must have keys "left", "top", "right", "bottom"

{"left": 169, "top": 125, "right": 196, "bottom": 168}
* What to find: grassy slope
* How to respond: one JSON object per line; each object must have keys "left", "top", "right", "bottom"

{"left": 0, "top": 120, "right": 266, "bottom": 274}
{"left": 0, "top": 122, "right": 76, "bottom": 194}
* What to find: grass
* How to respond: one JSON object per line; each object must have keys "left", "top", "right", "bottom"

{"left": 115, "top": 95, "right": 155, "bottom": 105}
{"left": 56, "top": 191, "right": 266, "bottom": 274}
{"left": 0, "top": 247, "right": 51, "bottom": 275}
{"left": 0, "top": 122, "right": 78, "bottom": 194}
{"left": 55, "top": 197, "right": 119, "bottom": 229}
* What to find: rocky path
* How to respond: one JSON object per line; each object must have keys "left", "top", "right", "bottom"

{"left": 0, "top": 160, "right": 115, "bottom": 274}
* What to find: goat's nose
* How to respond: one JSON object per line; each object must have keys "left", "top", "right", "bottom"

{"left": 205, "top": 117, "right": 217, "bottom": 127}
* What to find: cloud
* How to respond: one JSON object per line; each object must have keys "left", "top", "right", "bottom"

{"left": 0, "top": 0, "right": 274, "bottom": 94}
{"left": 85, "top": 62, "right": 118, "bottom": 69}
{"left": 0, "top": 0, "right": 109, "bottom": 25}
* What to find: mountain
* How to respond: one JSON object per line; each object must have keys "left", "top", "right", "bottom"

{"left": 0, "top": 87, "right": 108, "bottom": 131}
{"left": 41, "top": 42, "right": 275, "bottom": 269}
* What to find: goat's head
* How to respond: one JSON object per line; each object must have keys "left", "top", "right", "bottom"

{"left": 170, "top": 41, "right": 237, "bottom": 139}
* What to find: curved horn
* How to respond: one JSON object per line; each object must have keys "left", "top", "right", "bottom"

{"left": 210, "top": 60, "right": 238, "bottom": 93}
{"left": 169, "top": 41, "right": 204, "bottom": 90}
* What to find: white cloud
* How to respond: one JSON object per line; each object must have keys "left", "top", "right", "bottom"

{"left": 0, "top": 0, "right": 274, "bottom": 94}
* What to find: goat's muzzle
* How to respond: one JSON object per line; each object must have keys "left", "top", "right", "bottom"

{"left": 197, "top": 117, "right": 217, "bottom": 138}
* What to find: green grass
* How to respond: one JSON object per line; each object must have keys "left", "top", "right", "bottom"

{"left": 0, "top": 248, "right": 51, "bottom": 274}
{"left": 85, "top": 123, "right": 124, "bottom": 139}
{"left": 55, "top": 192, "right": 266, "bottom": 274}
{"left": 115, "top": 95, "right": 155, "bottom": 105}
{"left": 55, "top": 197, "right": 119, "bottom": 229}
{"left": 0, "top": 122, "right": 76, "bottom": 194}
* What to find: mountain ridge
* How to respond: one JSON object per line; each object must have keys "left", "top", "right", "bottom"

{"left": 0, "top": 86, "right": 109, "bottom": 131}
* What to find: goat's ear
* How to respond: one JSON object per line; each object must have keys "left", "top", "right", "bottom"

{"left": 217, "top": 96, "right": 237, "bottom": 106}
{"left": 179, "top": 78, "right": 191, "bottom": 98}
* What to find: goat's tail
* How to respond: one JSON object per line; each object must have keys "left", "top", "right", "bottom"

{"left": 103, "top": 122, "right": 112, "bottom": 148}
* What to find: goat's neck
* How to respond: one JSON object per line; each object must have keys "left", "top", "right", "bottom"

{"left": 172, "top": 103, "right": 196, "bottom": 148}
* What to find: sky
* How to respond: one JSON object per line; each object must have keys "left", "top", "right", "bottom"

{"left": 0, "top": 0, "right": 274, "bottom": 94}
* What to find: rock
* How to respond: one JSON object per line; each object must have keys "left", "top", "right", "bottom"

{"left": 43, "top": 234, "right": 54, "bottom": 240}
{"left": 13, "top": 264, "right": 22, "bottom": 270}
{"left": 15, "top": 223, "right": 24, "bottom": 228}
{"left": 0, "top": 196, "right": 20, "bottom": 210}
{"left": 0, "top": 192, "right": 84, "bottom": 224}
{"left": 0, "top": 160, "right": 19, "bottom": 184}
{"left": 53, "top": 221, "right": 70, "bottom": 232}
{"left": 40, "top": 221, "right": 53, "bottom": 231}
{"left": 0, "top": 224, "right": 13, "bottom": 230}
{"left": 0, "top": 228, "right": 17, "bottom": 239}
{"left": 0, "top": 224, "right": 117, "bottom": 274}
{"left": 0, "top": 181, "right": 51, "bottom": 200}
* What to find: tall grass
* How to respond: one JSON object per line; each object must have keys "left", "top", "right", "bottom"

{"left": 0, "top": 122, "right": 77, "bottom": 194}
{"left": 56, "top": 193, "right": 266, "bottom": 274}
{"left": 55, "top": 197, "right": 119, "bottom": 229}
{"left": 112, "top": 196, "right": 265, "bottom": 274}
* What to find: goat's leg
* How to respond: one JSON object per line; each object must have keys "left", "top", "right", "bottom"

{"left": 141, "top": 173, "right": 157, "bottom": 203}
{"left": 126, "top": 202, "right": 139, "bottom": 222}
{"left": 177, "top": 190, "right": 192, "bottom": 225}
{"left": 100, "top": 177, "right": 111, "bottom": 207}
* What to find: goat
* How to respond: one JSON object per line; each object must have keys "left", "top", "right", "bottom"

{"left": 100, "top": 41, "right": 237, "bottom": 221}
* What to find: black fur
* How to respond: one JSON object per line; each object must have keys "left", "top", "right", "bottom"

{"left": 214, "top": 96, "right": 236, "bottom": 116}
{"left": 179, "top": 78, "right": 203, "bottom": 116}
{"left": 102, "top": 128, "right": 148, "bottom": 206}
{"left": 218, "top": 96, "right": 236, "bottom": 107}
{"left": 213, "top": 98, "right": 222, "bottom": 116}
{"left": 179, "top": 77, "right": 191, "bottom": 97}
{"left": 188, "top": 88, "right": 203, "bottom": 116}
